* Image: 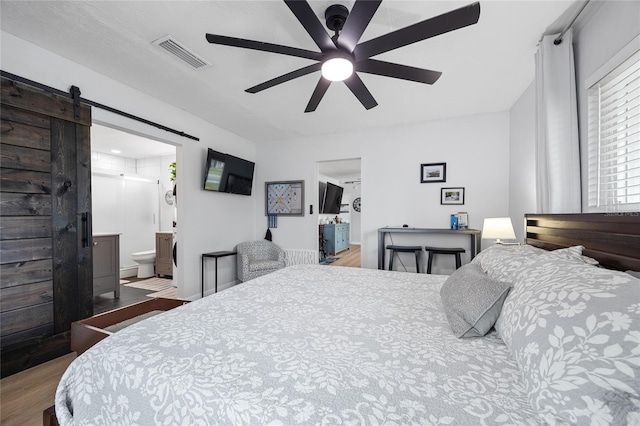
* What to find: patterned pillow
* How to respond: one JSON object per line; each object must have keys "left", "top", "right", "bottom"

{"left": 480, "top": 245, "right": 598, "bottom": 285}
{"left": 440, "top": 264, "right": 511, "bottom": 338}
{"left": 496, "top": 256, "right": 640, "bottom": 424}
{"left": 470, "top": 243, "right": 544, "bottom": 266}
{"left": 494, "top": 246, "right": 601, "bottom": 344}
{"left": 537, "top": 245, "right": 599, "bottom": 266}
{"left": 476, "top": 244, "right": 546, "bottom": 283}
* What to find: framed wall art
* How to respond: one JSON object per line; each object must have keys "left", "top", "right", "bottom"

{"left": 420, "top": 163, "right": 446, "bottom": 183}
{"left": 441, "top": 187, "right": 465, "bottom": 205}
{"left": 265, "top": 180, "right": 304, "bottom": 216}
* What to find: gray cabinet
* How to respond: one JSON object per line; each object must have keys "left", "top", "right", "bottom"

{"left": 323, "top": 223, "right": 350, "bottom": 255}
{"left": 93, "top": 234, "right": 120, "bottom": 297}
{"left": 156, "top": 232, "right": 173, "bottom": 277}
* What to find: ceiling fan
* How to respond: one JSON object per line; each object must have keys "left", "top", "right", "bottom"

{"left": 206, "top": 1, "right": 480, "bottom": 112}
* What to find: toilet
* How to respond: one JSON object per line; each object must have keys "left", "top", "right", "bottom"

{"left": 131, "top": 250, "right": 156, "bottom": 278}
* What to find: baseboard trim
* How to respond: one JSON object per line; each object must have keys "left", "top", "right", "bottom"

{"left": 119, "top": 266, "right": 138, "bottom": 279}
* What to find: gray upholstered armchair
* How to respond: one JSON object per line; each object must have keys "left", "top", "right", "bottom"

{"left": 236, "top": 240, "right": 286, "bottom": 282}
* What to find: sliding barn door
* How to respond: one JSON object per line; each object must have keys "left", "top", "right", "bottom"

{"left": 0, "top": 76, "right": 93, "bottom": 377}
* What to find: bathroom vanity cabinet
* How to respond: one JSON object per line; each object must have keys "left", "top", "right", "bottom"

{"left": 93, "top": 234, "right": 120, "bottom": 298}
{"left": 156, "top": 232, "right": 173, "bottom": 277}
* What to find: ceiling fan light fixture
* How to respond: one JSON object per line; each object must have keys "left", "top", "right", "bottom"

{"left": 321, "top": 57, "right": 353, "bottom": 81}
{"left": 206, "top": 1, "right": 482, "bottom": 111}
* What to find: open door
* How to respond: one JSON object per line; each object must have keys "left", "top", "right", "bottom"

{"left": 0, "top": 76, "right": 93, "bottom": 377}
{"left": 317, "top": 159, "right": 361, "bottom": 267}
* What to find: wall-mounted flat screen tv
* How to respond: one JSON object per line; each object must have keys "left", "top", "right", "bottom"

{"left": 321, "top": 182, "right": 343, "bottom": 214}
{"left": 203, "top": 148, "right": 255, "bottom": 196}
{"left": 318, "top": 181, "right": 327, "bottom": 213}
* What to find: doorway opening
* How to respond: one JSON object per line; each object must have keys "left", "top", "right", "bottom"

{"left": 317, "top": 158, "right": 361, "bottom": 268}
{"left": 90, "top": 123, "right": 178, "bottom": 313}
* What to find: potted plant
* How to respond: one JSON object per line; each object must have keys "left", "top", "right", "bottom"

{"left": 169, "top": 162, "right": 176, "bottom": 197}
{"left": 169, "top": 162, "right": 176, "bottom": 182}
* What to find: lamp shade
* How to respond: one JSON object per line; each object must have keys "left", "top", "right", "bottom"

{"left": 482, "top": 217, "right": 516, "bottom": 241}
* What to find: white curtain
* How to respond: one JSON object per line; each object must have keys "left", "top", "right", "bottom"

{"left": 535, "top": 29, "right": 581, "bottom": 213}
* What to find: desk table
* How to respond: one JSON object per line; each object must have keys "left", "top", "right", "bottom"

{"left": 378, "top": 227, "right": 481, "bottom": 270}
{"left": 201, "top": 251, "right": 237, "bottom": 297}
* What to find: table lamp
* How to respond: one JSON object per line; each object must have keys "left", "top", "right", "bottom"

{"left": 482, "top": 217, "right": 517, "bottom": 244}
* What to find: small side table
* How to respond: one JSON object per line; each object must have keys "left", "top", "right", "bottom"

{"left": 201, "top": 251, "right": 237, "bottom": 297}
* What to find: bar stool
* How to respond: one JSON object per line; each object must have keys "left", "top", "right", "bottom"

{"left": 424, "top": 246, "right": 466, "bottom": 274}
{"left": 386, "top": 245, "right": 422, "bottom": 273}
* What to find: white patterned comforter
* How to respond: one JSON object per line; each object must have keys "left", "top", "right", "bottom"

{"left": 56, "top": 265, "right": 540, "bottom": 425}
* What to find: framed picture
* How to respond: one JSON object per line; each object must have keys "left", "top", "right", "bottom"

{"left": 421, "top": 162, "right": 446, "bottom": 183}
{"left": 441, "top": 187, "right": 465, "bottom": 205}
{"left": 265, "top": 180, "right": 304, "bottom": 216}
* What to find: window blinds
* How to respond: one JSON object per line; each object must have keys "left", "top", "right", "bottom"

{"left": 588, "top": 50, "right": 640, "bottom": 210}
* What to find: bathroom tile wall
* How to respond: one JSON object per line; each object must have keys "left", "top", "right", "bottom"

{"left": 92, "top": 152, "right": 136, "bottom": 174}
{"left": 136, "top": 157, "right": 162, "bottom": 179}
{"left": 91, "top": 150, "right": 177, "bottom": 244}
{"left": 91, "top": 152, "right": 175, "bottom": 181}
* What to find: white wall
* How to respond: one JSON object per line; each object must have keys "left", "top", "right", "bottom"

{"left": 1, "top": 31, "right": 257, "bottom": 300}
{"left": 256, "top": 112, "right": 510, "bottom": 273}
{"left": 573, "top": 1, "right": 640, "bottom": 211}
{"left": 508, "top": 82, "right": 537, "bottom": 241}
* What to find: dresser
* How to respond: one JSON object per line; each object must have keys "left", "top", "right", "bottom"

{"left": 155, "top": 232, "right": 173, "bottom": 277}
{"left": 323, "top": 223, "right": 350, "bottom": 255}
{"left": 93, "top": 234, "right": 120, "bottom": 297}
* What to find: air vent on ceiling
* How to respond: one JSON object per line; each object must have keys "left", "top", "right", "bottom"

{"left": 152, "top": 35, "right": 210, "bottom": 69}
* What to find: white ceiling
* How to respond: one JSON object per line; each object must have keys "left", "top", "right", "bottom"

{"left": 1, "top": 1, "right": 576, "bottom": 145}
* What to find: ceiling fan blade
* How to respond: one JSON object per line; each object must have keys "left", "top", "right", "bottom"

{"left": 284, "top": 0, "right": 336, "bottom": 52}
{"left": 305, "top": 77, "right": 331, "bottom": 113}
{"left": 344, "top": 74, "right": 378, "bottom": 110}
{"left": 206, "top": 33, "right": 323, "bottom": 61}
{"left": 356, "top": 59, "right": 442, "bottom": 85}
{"left": 246, "top": 63, "right": 322, "bottom": 93}
{"left": 353, "top": 2, "right": 480, "bottom": 61}
{"left": 337, "top": 0, "right": 382, "bottom": 53}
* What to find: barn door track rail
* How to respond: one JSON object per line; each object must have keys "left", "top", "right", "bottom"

{"left": 1, "top": 70, "right": 199, "bottom": 141}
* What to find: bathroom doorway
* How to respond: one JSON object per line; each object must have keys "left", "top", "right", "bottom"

{"left": 91, "top": 124, "right": 177, "bottom": 312}
{"left": 317, "top": 158, "right": 361, "bottom": 268}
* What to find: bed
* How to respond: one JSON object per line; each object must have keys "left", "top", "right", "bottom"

{"left": 55, "top": 214, "right": 639, "bottom": 425}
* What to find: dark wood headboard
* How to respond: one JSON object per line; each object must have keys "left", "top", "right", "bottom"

{"left": 525, "top": 213, "right": 640, "bottom": 271}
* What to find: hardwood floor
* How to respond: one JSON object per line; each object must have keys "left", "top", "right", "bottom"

{"left": 94, "top": 282, "right": 150, "bottom": 314}
{"left": 327, "top": 244, "right": 361, "bottom": 267}
{"left": 0, "top": 352, "right": 75, "bottom": 426}
{"left": 94, "top": 276, "right": 174, "bottom": 314}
